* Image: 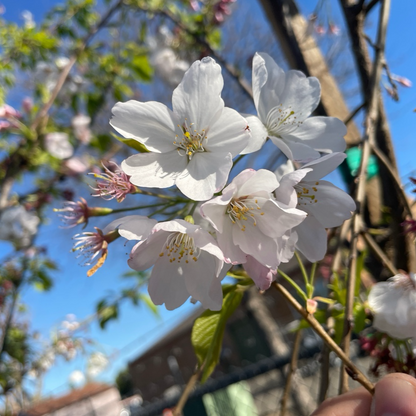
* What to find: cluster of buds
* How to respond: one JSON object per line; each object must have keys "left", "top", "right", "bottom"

{"left": 213, "top": 0, "right": 236, "bottom": 24}
{"left": 308, "top": 14, "right": 340, "bottom": 36}
{"left": 360, "top": 333, "right": 416, "bottom": 377}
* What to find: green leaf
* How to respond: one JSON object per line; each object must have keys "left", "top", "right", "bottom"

{"left": 98, "top": 304, "right": 118, "bottom": 329}
{"left": 129, "top": 55, "right": 153, "bottom": 82}
{"left": 111, "top": 133, "right": 149, "bottom": 153}
{"left": 353, "top": 303, "right": 367, "bottom": 334}
{"left": 191, "top": 284, "right": 244, "bottom": 382}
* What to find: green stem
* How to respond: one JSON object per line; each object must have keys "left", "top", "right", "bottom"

{"left": 232, "top": 154, "right": 245, "bottom": 168}
{"left": 110, "top": 202, "right": 173, "bottom": 214}
{"left": 188, "top": 201, "right": 199, "bottom": 216}
{"left": 149, "top": 202, "right": 177, "bottom": 218}
{"left": 294, "top": 251, "right": 309, "bottom": 290}
{"left": 310, "top": 262, "right": 317, "bottom": 288}
{"left": 134, "top": 188, "right": 186, "bottom": 201}
{"left": 277, "top": 269, "right": 308, "bottom": 302}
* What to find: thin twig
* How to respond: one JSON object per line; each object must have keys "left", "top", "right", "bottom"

{"left": 343, "top": 102, "right": 366, "bottom": 126}
{"left": 280, "top": 330, "right": 302, "bottom": 415}
{"left": 362, "top": 231, "right": 399, "bottom": 275}
{"left": 364, "top": 0, "right": 381, "bottom": 15}
{"left": 172, "top": 365, "right": 204, "bottom": 416}
{"left": 272, "top": 282, "right": 375, "bottom": 394}
{"left": 371, "top": 143, "right": 413, "bottom": 218}
{"left": 340, "top": 0, "right": 391, "bottom": 394}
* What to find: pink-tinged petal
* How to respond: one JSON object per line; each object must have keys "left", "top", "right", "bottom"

{"left": 128, "top": 231, "right": 169, "bottom": 271}
{"left": 110, "top": 101, "right": 179, "bottom": 153}
{"left": 122, "top": 150, "right": 187, "bottom": 189}
{"left": 256, "top": 200, "right": 307, "bottom": 238}
{"left": 216, "top": 219, "right": 247, "bottom": 264}
{"left": 183, "top": 251, "right": 223, "bottom": 310}
{"left": 148, "top": 255, "right": 190, "bottom": 310}
{"left": 244, "top": 255, "right": 276, "bottom": 290}
{"left": 301, "top": 152, "right": 346, "bottom": 182}
{"left": 301, "top": 180, "right": 355, "bottom": 228}
{"left": 236, "top": 169, "right": 279, "bottom": 197}
{"left": 294, "top": 216, "right": 328, "bottom": 262}
{"left": 176, "top": 152, "right": 233, "bottom": 201}
{"left": 233, "top": 225, "right": 280, "bottom": 269}
{"left": 172, "top": 57, "right": 224, "bottom": 133}
{"left": 206, "top": 107, "right": 250, "bottom": 156}
{"left": 103, "top": 215, "right": 157, "bottom": 240}
{"left": 269, "top": 135, "right": 320, "bottom": 161}
{"left": 274, "top": 168, "right": 311, "bottom": 208}
{"left": 240, "top": 114, "right": 269, "bottom": 155}
{"left": 283, "top": 117, "right": 346, "bottom": 154}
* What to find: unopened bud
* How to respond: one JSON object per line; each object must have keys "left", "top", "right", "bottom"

{"left": 306, "top": 299, "right": 318, "bottom": 315}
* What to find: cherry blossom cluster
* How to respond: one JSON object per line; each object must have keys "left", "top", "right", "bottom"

{"left": 75, "top": 52, "right": 355, "bottom": 311}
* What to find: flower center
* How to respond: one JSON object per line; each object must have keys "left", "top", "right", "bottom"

{"left": 266, "top": 104, "right": 303, "bottom": 136}
{"left": 174, "top": 119, "right": 207, "bottom": 160}
{"left": 159, "top": 232, "right": 201, "bottom": 264}
{"left": 227, "top": 197, "right": 264, "bottom": 232}
{"left": 295, "top": 182, "right": 319, "bottom": 206}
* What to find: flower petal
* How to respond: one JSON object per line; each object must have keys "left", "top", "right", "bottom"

{"left": 294, "top": 216, "right": 328, "bottom": 262}
{"left": 244, "top": 255, "right": 276, "bottom": 290}
{"left": 302, "top": 152, "right": 346, "bottom": 182}
{"left": 216, "top": 219, "right": 247, "bottom": 264}
{"left": 122, "top": 150, "right": 187, "bottom": 189}
{"left": 301, "top": 180, "right": 355, "bottom": 228}
{"left": 274, "top": 168, "right": 310, "bottom": 208}
{"left": 282, "top": 117, "right": 347, "bottom": 154}
{"left": 103, "top": 215, "right": 157, "bottom": 240}
{"left": 176, "top": 152, "right": 233, "bottom": 201}
{"left": 148, "top": 255, "right": 190, "bottom": 310}
{"left": 172, "top": 57, "right": 224, "bottom": 133}
{"left": 183, "top": 251, "right": 223, "bottom": 310}
{"left": 207, "top": 107, "right": 250, "bottom": 156}
{"left": 240, "top": 114, "right": 269, "bottom": 155}
{"left": 269, "top": 135, "right": 320, "bottom": 161}
{"left": 237, "top": 169, "right": 279, "bottom": 197}
{"left": 110, "top": 100, "right": 179, "bottom": 153}
{"left": 233, "top": 225, "right": 280, "bottom": 269}
{"left": 128, "top": 230, "right": 169, "bottom": 271}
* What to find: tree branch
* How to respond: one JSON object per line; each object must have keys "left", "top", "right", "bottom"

{"left": 272, "top": 282, "right": 375, "bottom": 394}
{"left": 340, "top": 0, "right": 391, "bottom": 394}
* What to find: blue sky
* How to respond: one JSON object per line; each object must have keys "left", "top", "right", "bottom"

{"left": 1, "top": 0, "right": 416, "bottom": 399}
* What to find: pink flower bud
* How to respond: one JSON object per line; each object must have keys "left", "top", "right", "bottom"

{"left": 306, "top": 299, "right": 318, "bottom": 315}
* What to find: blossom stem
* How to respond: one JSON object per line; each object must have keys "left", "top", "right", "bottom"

{"left": 294, "top": 251, "right": 309, "bottom": 291}
{"left": 309, "top": 262, "right": 317, "bottom": 288}
{"left": 277, "top": 269, "right": 308, "bottom": 302}
{"left": 134, "top": 188, "right": 186, "bottom": 201}
{"left": 272, "top": 281, "right": 375, "bottom": 394}
{"left": 188, "top": 201, "right": 199, "bottom": 217}
{"left": 110, "top": 202, "right": 176, "bottom": 214}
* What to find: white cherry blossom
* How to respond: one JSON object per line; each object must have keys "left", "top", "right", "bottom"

{"left": 44, "top": 132, "right": 74, "bottom": 159}
{"left": 111, "top": 57, "right": 250, "bottom": 201}
{"left": 128, "top": 219, "right": 225, "bottom": 311}
{"left": 275, "top": 153, "right": 355, "bottom": 262}
{"left": 200, "top": 169, "right": 306, "bottom": 269}
{"left": 368, "top": 273, "right": 416, "bottom": 341}
{"left": 0, "top": 205, "right": 40, "bottom": 248}
{"left": 242, "top": 52, "right": 346, "bottom": 161}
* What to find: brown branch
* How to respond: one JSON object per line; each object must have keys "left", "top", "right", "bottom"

{"left": 343, "top": 102, "right": 366, "bottom": 126}
{"left": 172, "top": 365, "right": 204, "bottom": 416}
{"left": 280, "top": 330, "right": 302, "bottom": 415}
{"left": 272, "top": 282, "right": 375, "bottom": 394}
{"left": 340, "top": 0, "right": 391, "bottom": 394}
{"left": 371, "top": 143, "right": 414, "bottom": 219}
{"left": 364, "top": 0, "right": 381, "bottom": 15}
{"left": 362, "top": 231, "right": 399, "bottom": 275}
